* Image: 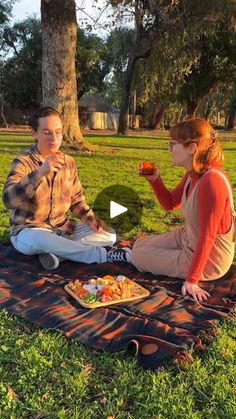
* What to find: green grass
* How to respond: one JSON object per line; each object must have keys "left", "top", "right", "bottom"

{"left": 0, "top": 132, "right": 236, "bottom": 418}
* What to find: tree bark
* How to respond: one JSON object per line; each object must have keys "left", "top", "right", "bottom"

{"left": 117, "top": 0, "right": 153, "bottom": 135}
{"left": 149, "top": 104, "right": 165, "bottom": 129}
{"left": 41, "top": 0, "right": 84, "bottom": 147}
{"left": 177, "top": 108, "right": 184, "bottom": 123}
{"left": 227, "top": 86, "right": 236, "bottom": 130}
{"left": 118, "top": 55, "right": 136, "bottom": 135}
{"left": 227, "top": 110, "right": 236, "bottom": 130}
{"left": 131, "top": 90, "right": 137, "bottom": 129}
{"left": 186, "top": 100, "right": 198, "bottom": 118}
{"left": 0, "top": 105, "right": 8, "bottom": 128}
{"left": 204, "top": 99, "right": 212, "bottom": 121}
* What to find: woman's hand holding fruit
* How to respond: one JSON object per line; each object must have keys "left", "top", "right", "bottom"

{"left": 137, "top": 161, "right": 160, "bottom": 182}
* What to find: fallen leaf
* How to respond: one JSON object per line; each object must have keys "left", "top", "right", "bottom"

{"left": 41, "top": 390, "right": 50, "bottom": 401}
{"left": 60, "top": 362, "right": 66, "bottom": 368}
{"left": 7, "top": 387, "right": 19, "bottom": 402}
{"left": 82, "top": 363, "right": 93, "bottom": 374}
{"left": 136, "top": 232, "right": 147, "bottom": 239}
{"left": 33, "top": 414, "right": 46, "bottom": 419}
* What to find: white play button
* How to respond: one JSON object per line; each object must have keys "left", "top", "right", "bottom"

{"left": 110, "top": 200, "right": 128, "bottom": 219}
{"left": 93, "top": 184, "right": 143, "bottom": 234}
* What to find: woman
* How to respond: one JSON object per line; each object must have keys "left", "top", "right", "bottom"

{"left": 131, "top": 118, "right": 235, "bottom": 302}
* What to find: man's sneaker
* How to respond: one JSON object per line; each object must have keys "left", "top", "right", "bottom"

{"left": 38, "top": 253, "right": 59, "bottom": 270}
{"left": 106, "top": 247, "right": 132, "bottom": 263}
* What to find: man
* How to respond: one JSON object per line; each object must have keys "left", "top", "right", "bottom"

{"left": 2, "top": 107, "right": 131, "bottom": 270}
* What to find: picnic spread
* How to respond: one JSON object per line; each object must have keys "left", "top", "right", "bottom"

{"left": 0, "top": 242, "right": 235, "bottom": 370}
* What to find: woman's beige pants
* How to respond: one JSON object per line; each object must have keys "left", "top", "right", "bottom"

{"left": 131, "top": 229, "right": 193, "bottom": 279}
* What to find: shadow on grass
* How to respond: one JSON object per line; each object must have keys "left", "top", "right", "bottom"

{"left": 78, "top": 153, "right": 167, "bottom": 164}
{"left": 87, "top": 142, "right": 168, "bottom": 151}
{"left": 0, "top": 137, "right": 32, "bottom": 142}
{"left": 85, "top": 133, "right": 168, "bottom": 141}
{"left": 0, "top": 144, "right": 31, "bottom": 149}
{"left": 222, "top": 147, "right": 236, "bottom": 151}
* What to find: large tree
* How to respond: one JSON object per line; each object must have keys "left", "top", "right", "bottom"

{"left": 1, "top": 19, "right": 109, "bottom": 109}
{"left": 178, "top": 23, "right": 236, "bottom": 118}
{"left": 109, "top": 0, "right": 158, "bottom": 134}
{"left": 1, "top": 18, "right": 42, "bottom": 108}
{"left": 103, "top": 28, "right": 134, "bottom": 108}
{"left": 0, "top": 0, "right": 14, "bottom": 26}
{"left": 76, "top": 28, "right": 109, "bottom": 99}
{"left": 109, "top": 0, "right": 236, "bottom": 134}
{"left": 227, "top": 85, "right": 236, "bottom": 129}
{"left": 0, "top": 0, "right": 15, "bottom": 126}
{"left": 133, "top": 29, "right": 197, "bottom": 129}
{"left": 41, "top": 0, "right": 83, "bottom": 147}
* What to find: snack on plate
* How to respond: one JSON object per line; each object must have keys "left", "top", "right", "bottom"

{"left": 140, "top": 161, "right": 155, "bottom": 175}
{"left": 65, "top": 274, "right": 149, "bottom": 307}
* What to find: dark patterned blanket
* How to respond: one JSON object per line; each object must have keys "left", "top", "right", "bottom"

{"left": 0, "top": 243, "right": 235, "bottom": 370}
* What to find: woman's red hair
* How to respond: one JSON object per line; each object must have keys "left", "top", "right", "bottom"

{"left": 169, "top": 118, "right": 224, "bottom": 177}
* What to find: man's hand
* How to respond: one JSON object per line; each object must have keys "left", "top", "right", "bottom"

{"left": 38, "top": 154, "right": 64, "bottom": 177}
{"left": 137, "top": 162, "right": 160, "bottom": 182}
{"left": 87, "top": 217, "right": 105, "bottom": 233}
{"left": 181, "top": 280, "right": 210, "bottom": 302}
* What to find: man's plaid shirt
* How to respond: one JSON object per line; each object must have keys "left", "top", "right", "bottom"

{"left": 2, "top": 144, "right": 95, "bottom": 236}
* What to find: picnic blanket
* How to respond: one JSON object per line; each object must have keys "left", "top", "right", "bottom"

{"left": 0, "top": 243, "right": 235, "bottom": 370}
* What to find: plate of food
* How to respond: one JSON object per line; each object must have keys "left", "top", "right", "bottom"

{"left": 64, "top": 274, "right": 150, "bottom": 308}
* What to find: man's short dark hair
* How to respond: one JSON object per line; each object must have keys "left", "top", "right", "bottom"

{"left": 30, "top": 107, "right": 63, "bottom": 131}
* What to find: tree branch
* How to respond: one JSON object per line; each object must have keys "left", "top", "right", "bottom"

{"left": 3, "top": 28, "right": 19, "bottom": 56}
{"left": 76, "top": 2, "right": 110, "bottom": 31}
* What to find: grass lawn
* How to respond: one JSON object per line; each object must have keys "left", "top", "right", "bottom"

{"left": 0, "top": 132, "right": 236, "bottom": 419}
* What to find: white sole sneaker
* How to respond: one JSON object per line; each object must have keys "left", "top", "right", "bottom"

{"left": 107, "top": 246, "right": 132, "bottom": 263}
{"left": 38, "top": 253, "right": 60, "bottom": 270}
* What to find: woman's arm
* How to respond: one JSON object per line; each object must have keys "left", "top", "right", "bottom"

{"left": 149, "top": 173, "right": 189, "bottom": 210}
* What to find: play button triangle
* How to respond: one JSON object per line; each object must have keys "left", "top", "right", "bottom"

{"left": 110, "top": 200, "right": 128, "bottom": 219}
{"left": 93, "top": 184, "right": 143, "bottom": 234}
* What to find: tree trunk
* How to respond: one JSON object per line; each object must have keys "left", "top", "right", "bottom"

{"left": 117, "top": 0, "right": 153, "bottom": 135}
{"left": 118, "top": 56, "right": 136, "bottom": 135}
{"left": 149, "top": 104, "right": 165, "bottom": 129}
{"left": 227, "top": 86, "right": 236, "bottom": 130}
{"left": 149, "top": 103, "right": 158, "bottom": 129}
{"left": 131, "top": 90, "right": 137, "bottom": 129}
{"left": 41, "top": 0, "right": 84, "bottom": 147}
{"left": 0, "top": 105, "right": 8, "bottom": 128}
{"left": 177, "top": 108, "right": 184, "bottom": 123}
{"left": 186, "top": 100, "right": 198, "bottom": 118}
{"left": 204, "top": 99, "right": 212, "bottom": 121}
{"left": 227, "top": 111, "right": 236, "bottom": 130}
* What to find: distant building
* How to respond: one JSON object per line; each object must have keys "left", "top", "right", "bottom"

{"left": 79, "top": 94, "right": 140, "bottom": 130}
{"left": 79, "top": 94, "right": 119, "bottom": 130}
